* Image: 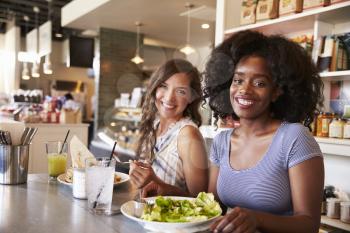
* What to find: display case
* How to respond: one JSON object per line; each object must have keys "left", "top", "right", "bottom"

{"left": 98, "top": 107, "right": 142, "bottom": 156}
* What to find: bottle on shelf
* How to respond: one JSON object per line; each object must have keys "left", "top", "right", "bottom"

{"left": 343, "top": 120, "right": 350, "bottom": 139}
{"left": 329, "top": 118, "right": 345, "bottom": 138}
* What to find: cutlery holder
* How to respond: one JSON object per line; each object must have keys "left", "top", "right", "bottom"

{"left": 0, "top": 144, "right": 29, "bottom": 184}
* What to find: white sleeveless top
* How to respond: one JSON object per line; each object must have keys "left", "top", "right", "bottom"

{"left": 152, "top": 117, "right": 197, "bottom": 191}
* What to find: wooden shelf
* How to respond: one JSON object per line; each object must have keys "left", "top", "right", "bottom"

{"left": 320, "top": 70, "right": 350, "bottom": 81}
{"left": 224, "top": 1, "right": 350, "bottom": 35}
{"left": 315, "top": 137, "right": 350, "bottom": 157}
{"left": 321, "top": 215, "right": 350, "bottom": 232}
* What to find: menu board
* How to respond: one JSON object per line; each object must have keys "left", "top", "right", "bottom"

{"left": 39, "top": 21, "right": 52, "bottom": 56}
{"left": 26, "top": 28, "right": 37, "bottom": 62}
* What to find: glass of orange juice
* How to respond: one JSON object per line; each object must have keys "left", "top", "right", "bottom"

{"left": 45, "top": 141, "right": 68, "bottom": 182}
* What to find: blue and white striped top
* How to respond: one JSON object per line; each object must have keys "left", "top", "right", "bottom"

{"left": 210, "top": 122, "right": 322, "bottom": 215}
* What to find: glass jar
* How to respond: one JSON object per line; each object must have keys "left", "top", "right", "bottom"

{"left": 316, "top": 112, "right": 324, "bottom": 137}
{"left": 329, "top": 118, "right": 344, "bottom": 138}
{"left": 310, "top": 112, "right": 318, "bottom": 136}
{"left": 317, "top": 112, "right": 333, "bottom": 137}
{"left": 327, "top": 198, "right": 341, "bottom": 219}
{"left": 340, "top": 201, "right": 350, "bottom": 223}
{"left": 344, "top": 120, "right": 350, "bottom": 139}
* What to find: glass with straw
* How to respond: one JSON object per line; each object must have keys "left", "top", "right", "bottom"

{"left": 85, "top": 142, "right": 116, "bottom": 215}
{"left": 46, "top": 130, "right": 70, "bottom": 182}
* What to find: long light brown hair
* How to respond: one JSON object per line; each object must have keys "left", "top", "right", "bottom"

{"left": 136, "top": 59, "right": 202, "bottom": 160}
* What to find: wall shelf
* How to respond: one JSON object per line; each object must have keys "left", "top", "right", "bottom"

{"left": 315, "top": 137, "right": 350, "bottom": 157}
{"left": 321, "top": 215, "right": 350, "bottom": 232}
{"left": 199, "top": 125, "right": 350, "bottom": 157}
{"left": 224, "top": 1, "right": 350, "bottom": 35}
{"left": 320, "top": 70, "right": 350, "bottom": 81}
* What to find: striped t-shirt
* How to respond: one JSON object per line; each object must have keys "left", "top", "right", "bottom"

{"left": 210, "top": 122, "right": 322, "bottom": 215}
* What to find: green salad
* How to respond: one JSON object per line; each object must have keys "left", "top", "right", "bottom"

{"left": 141, "top": 192, "right": 222, "bottom": 223}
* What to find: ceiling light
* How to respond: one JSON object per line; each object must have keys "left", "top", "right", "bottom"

{"left": 180, "top": 46, "right": 195, "bottom": 55}
{"left": 55, "top": 33, "right": 63, "bottom": 38}
{"left": 201, "top": 23, "right": 210, "bottom": 29}
{"left": 180, "top": 3, "right": 195, "bottom": 55}
{"left": 131, "top": 55, "right": 144, "bottom": 64}
{"left": 131, "top": 22, "right": 144, "bottom": 64}
{"left": 31, "top": 62, "right": 40, "bottom": 78}
{"left": 20, "top": 16, "right": 31, "bottom": 79}
{"left": 43, "top": 54, "right": 53, "bottom": 74}
{"left": 31, "top": 6, "right": 40, "bottom": 78}
{"left": 22, "top": 63, "right": 30, "bottom": 80}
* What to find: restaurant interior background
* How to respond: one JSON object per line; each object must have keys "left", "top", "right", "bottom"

{"left": 1, "top": 0, "right": 350, "bottom": 231}
{"left": 0, "top": 0, "right": 215, "bottom": 172}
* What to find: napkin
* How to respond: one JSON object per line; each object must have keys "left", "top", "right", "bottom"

{"left": 0, "top": 119, "right": 25, "bottom": 145}
{"left": 69, "top": 135, "right": 94, "bottom": 168}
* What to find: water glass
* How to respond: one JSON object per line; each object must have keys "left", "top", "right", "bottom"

{"left": 85, "top": 157, "right": 116, "bottom": 215}
{"left": 46, "top": 141, "right": 68, "bottom": 182}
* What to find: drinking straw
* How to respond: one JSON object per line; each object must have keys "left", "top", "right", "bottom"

{"left": 59, "top": 129, "right": 70, "bottom": 154}
{"left": 108, "top": 141, "right": 117, "bottom": 166}
{"left": 93, "top": 141, "right": 117, "bottom": 209}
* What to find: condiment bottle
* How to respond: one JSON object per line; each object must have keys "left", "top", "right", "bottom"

{"left": 316, "top": 112, "right": 324, "bottom": 137}
{"left": 340, "top": 201, "right": 350, "bottom": 223}
{"left": 344, "top": 120, "right": 350, "bottom": 139}
{"left": 327, "top": 198, "right": 341, "bottom": 219}
{"left": 329, "top": 118, "right": 344, "bottom": 138}
{"left": 310, "top": 112, "right": 318, "bottom": 136}
{"left": 73, "top": 168, "right": 87, "bottom": 199}
{"left": 320, "top": 112, "right": 333, "bottom": 137}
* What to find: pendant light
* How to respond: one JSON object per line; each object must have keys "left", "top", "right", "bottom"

{"left": 22, "top": 62, "right": 30, "bottom": 80}
{"left": 31, "top": 6, "right": 40, "bottom": 78}
{"left": 21, "top": 15, "right": 30, "bottom": 80}
{"left": 131, "top": 22, "right": 144, "bottom": 64}
{"left": 180, "top": 3, "right": 195, "bottom": 55}
{"left": 43, "top": 55, "right": 53, "bottom": 74}
{"left": 43, "top": 0, "right": 53, "bottom": 75}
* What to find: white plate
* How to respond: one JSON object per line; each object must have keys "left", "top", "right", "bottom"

{"left": 121, "top": 196, "right": 221, "bottom": 232}
{"left": 57, "top": 174, "right": 72, "bottom": 186}
{"left": 57, "top": 172, "right": 130, "bottom": 187}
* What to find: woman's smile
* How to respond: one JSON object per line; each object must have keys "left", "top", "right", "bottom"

{"left": 235, "top": 95, "right": 255, "bottom": 108}
{"left": 230, "top": 56, "right": 278, "bottom": 120}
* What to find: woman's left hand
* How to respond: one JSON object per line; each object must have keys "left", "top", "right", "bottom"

{"left": 141, "top": 180, "right": 169, "bottom": 198}
{"left": 210, "top": 207, "right": 258, "bottom": 233}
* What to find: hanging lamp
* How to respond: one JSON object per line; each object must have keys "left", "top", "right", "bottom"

{"left": 180, "top": 3, "right": 195, "bottom": 55}
{"left": 22, "top": 62, "right": 30, "bottom": 80}
{"left": 43, "top": 55, "right": 53, "bottom": 74}
{"left": 43, "top": 0, "right": 53, "bottom": 75}
{"left": 31, "top": 6, "right": 40, "bottom": 78}
{"left": 21, "top": 15, "right": 30, "bottom": 80}
{"left": 131, "top": 22, "right": 144, "bottom": 64}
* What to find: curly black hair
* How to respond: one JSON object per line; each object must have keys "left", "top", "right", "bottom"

{"left": 203, "top": 30, "right": 324, "bottom": 127}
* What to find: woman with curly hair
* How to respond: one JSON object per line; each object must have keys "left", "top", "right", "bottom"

{"left": 129, "top": 59, "right": 208, "bottom": 197}
{"left": 203, "top": 30, "right": 324, "bottom": 233}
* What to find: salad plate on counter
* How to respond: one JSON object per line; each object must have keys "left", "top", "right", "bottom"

{"left": 120, "top": 193, "right": 222, "bottom": 232}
